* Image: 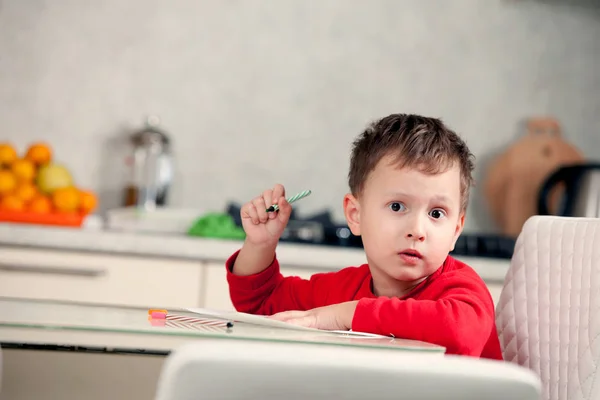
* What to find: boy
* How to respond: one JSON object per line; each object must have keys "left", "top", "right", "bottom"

{"left": 225, "top": 113, "right": 503, "bottom": 359}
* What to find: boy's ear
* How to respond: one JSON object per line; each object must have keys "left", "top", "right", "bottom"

{"left": 449, "top": 212, "right": 466, "bottom": 251}
{"left": 343, "top": 193, "right": 361, "bottom": 236}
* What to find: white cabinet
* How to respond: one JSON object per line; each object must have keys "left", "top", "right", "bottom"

{"left": 202, "top": 261, "right": 234, "bottom": 311}
{"left": 0, "top": 242, "right": 508, "bottom": 311}
{"left": 0, "top": 246, "right": 203, "bottom": 308}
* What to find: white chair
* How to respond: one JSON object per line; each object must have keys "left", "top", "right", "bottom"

{"left": 154, "top": 339, "right": 540, "bottom": 400}
{"left": 496, "top": 215, "right": 600, "bottom": 400}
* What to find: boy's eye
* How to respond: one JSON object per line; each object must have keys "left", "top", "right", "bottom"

{"left": 389, "top": 202, "right": 405, "bottom": 212}
{"left": 429, "top": 209, "right": 446, "bottom": 219}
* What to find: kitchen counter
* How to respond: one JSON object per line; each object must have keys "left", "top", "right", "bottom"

{"left": 0, "top": 223, "right": 511, "bottom": 283}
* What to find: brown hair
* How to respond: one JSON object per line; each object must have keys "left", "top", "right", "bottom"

{"left": 348, "top": 113, "right": 475, "bottom": 211}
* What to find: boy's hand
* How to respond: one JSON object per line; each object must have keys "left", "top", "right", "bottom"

{"left": 241, "top": 184, "right": 292, "bottom": 248}
{"left": 268, "top": 301, "right": 359, "bottom": 331}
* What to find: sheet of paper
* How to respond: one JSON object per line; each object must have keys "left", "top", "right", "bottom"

{"left": 328, "top": 330, "right": 390, "bottom": 338}
{"left": 185, "top": 308, "right": 388, "bottom": 338}
{"left": 186, "top": 307, "right": 317, "bottom": 332}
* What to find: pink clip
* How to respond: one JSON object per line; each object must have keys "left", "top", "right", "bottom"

{"left": 150, "top": 311, "right": 167, "bottom": 319}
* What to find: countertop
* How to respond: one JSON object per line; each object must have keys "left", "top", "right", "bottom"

{"left": 0, "top": 223, "right": 511, "bottom": 283}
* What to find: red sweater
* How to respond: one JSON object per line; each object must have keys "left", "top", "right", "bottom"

{"left": 226, "top": 250, "right": 503, "bottom": 360}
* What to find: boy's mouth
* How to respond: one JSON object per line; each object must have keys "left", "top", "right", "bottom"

{"left": 398, "top": 249, "right": 423, "bottom": 259}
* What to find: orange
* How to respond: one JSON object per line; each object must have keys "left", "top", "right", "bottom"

{"left": 51, "top": 186, "right": 80, "bottom": 212}
{"left": 0, "top": 143, "right": 17, "bottom": 167}
{"left": 0, "top": 170, "right": 17, "bottom": 195}
{"left": 1, "top": 194, "right": 24, "bottom": 211}
{"left": 11, "top": 158, "right": 36, "bottom": 182}
{"left": 79, "top": 190, "right": 98, "bottom": 214}
{"left": 25, "top": 142, "right": 52, "bottom": 166}
{"left": 28, "top": 195, "right": 52, "bottom": 214}
{"left": 14, "top": 182, "right": 38, "bottom": 203}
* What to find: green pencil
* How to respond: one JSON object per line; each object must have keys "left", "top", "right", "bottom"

{"left": 266, "top": 190, "right": 312, "bottom": 212}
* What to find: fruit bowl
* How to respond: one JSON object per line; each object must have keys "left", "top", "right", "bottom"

{"left": 0, "top": 142, "right": 98, "bottom": 227}
{"left": 0, "top": 210, "right": 85, "bottom": 227}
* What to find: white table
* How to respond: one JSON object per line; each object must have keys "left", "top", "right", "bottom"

{"left": 0, "top": 297, "right": 444, "bottom": 400}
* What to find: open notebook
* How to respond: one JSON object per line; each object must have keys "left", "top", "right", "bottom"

{"left": 185, "top": 308, "right": 389, "bottom": 338}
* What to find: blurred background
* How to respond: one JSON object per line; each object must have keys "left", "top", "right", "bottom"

{"left": 1, "top": 0, "right": 599, "bottom": 257}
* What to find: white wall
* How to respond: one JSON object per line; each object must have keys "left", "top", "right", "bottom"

{"left": 1, "top": 0, "right": 599, "bottom": 233}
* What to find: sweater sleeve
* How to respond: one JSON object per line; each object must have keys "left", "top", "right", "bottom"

{"left": 225, "top": 249, "right": 324, "bottom": 315}
{"left": 351, "top": 276, "right": 495, "bottom": 356}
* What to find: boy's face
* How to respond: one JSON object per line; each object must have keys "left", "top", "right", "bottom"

{"left": 343, "top": 155, "right": 465, "bottom": 297}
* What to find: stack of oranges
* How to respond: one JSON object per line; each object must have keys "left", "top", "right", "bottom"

{"left": 0, "top": 142, "right": 97, "bottom": 218}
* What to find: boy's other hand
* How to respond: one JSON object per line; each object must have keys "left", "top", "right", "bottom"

{"left": 268, "top": 301, "right": 359, "bottom": 331}
{"left": 240, "top": 184, "right": 292, "bottom": 248}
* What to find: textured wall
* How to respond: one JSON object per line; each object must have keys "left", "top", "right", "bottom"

{"left": 1, "top": 0, "right": 599, "bottom": 233}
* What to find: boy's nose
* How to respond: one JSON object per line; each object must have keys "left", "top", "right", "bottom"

{"left": 406, "top": 217, "right": 426, "bottom": 241}
{"left": 406, "top": 232, "right": 425, "bottom": 242}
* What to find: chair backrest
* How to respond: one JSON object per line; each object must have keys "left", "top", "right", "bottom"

{"left": 154, "top": 339, "right": 540, "bottom": 400}
{"left": 496, "top": 215, "right": 600, "bottom": 400}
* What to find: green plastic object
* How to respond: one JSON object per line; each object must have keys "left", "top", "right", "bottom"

{"left": 187, "top": 212, "right": 246, "bottom": 240}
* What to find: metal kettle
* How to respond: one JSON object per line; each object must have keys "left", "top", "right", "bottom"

{"left": 538, "top": 163, "right": 600, "bottom": 218}
{"left": 123, "top": 116, "right": 173, "bottom": 210}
